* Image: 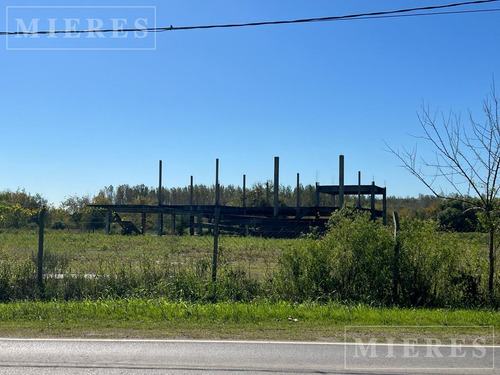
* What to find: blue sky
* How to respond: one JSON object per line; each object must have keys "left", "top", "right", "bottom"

{"left": 1, "top": 0, "right": 499, "bottom": 206}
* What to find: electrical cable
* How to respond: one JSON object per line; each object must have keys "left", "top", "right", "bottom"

{"left": 0, "top": 0, "right": 499, "bottom": 36}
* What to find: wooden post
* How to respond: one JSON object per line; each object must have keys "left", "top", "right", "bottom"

{"left": 212, "top": 159, "right": 220, "bottom": 283}
{"left": 357, "top": 171, "right": 362, "bottom": 209}
{"left": 274, "top": 157, "right": 279, "bottom": 217}
{"left": 339, "top": 155, "right": 345, "bottom": 210}
{"left": 37, "top": 207, "right": 46, "bottom": 297}
{"left": 157, "top": 160, "right": 163, "bottom": 236}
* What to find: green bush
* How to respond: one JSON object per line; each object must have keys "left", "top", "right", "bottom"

{"left": 276, "top": 209, "right": 491, "bottom": 307}
{"left": 397, "top": 219, "right": 487, "bottom": 307}
{"left": 277, "top": 209, "right": 394, "bottom": 303}
{"left": 436, "top": 199, "right": 478, "bottom": 232}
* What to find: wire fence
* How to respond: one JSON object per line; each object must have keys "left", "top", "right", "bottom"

{"left": 0, "top": 206, "right": 498, "bottom": 306}
{"left": 0, "top": 207, "right": 300, "bottom": 302}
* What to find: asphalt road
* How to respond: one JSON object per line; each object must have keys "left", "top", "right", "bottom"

{"left": 0, "top": 339, "right": 496, "bottom": 374}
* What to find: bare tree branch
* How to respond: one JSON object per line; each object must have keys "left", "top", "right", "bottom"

{"left": 386, "top": 83, "right": 500, "bottom": 294}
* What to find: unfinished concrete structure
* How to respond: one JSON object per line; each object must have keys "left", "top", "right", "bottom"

{"left": 89, "top": 156, "right": 387, "bottom": 237}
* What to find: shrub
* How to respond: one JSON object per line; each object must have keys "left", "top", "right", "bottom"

{"left": 398, "top": 219, "right": 487, "bottom": 307}
{"left": 277, "top": 208, "right": 394, "bottom": 303}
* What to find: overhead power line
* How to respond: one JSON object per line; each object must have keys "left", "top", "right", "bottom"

{"left": 1, "top": 0, "right": 499, "bottom": 36}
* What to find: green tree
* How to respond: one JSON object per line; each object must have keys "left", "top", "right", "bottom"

{"left": 0, "top": 190, "right": 44, "bottom": 228}
{"left": 246, "top": 182, "right": 268, "bottom": 207}
{"left": 437, "top": 198, "right": 478, "bottom": 232}
{"left": 61, "top": 195, "right": 90, "bottom": 228}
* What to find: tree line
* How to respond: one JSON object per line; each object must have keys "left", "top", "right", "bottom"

{"left": 0, "top": 186, "right": 482, "bottom": 233}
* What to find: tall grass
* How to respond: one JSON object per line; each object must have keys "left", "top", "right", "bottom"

{"left": 0, "top": 232, "right": 280, "bottom": 302}
{"left": 0, "top": 213, "right": 497, "bottom": 308}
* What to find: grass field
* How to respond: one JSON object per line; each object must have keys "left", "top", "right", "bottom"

{"left": 0, "top": 299, "right": 497, "bottom": 343}
{"left": 0, "top": 229, "right": 311, "bottom": 302}
{"left": 0, "top": 229, "right": 295, "bottom": 278}
{"left": 0, "top": 229, "right": 497, "bottom": 342}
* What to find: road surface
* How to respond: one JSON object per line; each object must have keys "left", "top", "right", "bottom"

{"left": 0, "top": 338, "right": 496, "bottom": 374}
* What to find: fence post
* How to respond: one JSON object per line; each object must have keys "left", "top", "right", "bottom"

{"left": 37, "top": 207, "right": 46, "bottom": 297}
{"left": 212, "top": 159, "right": 220, "bottom": 283}
{"left": 392, "top": 211, "right": 400, "bottom": 304}
{"left": 189, "top": 176, "right": 195, "bottom": 236}
{"left": 158, "top": 160, "right": 163, "bottom": 236}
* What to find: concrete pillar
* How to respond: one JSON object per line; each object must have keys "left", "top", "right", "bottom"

{"left": 339, "top": 155, "right": 345, "bottom": 209}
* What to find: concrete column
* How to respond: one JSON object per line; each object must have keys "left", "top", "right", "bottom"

{"left": 157, "top": 160, "right": 163, "bottom": 236}
{"left": 339, "top": 155, "right": 345, "bottom": 209}
{"left": 274, "top": 157, "right": 279, "bottom": 217}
